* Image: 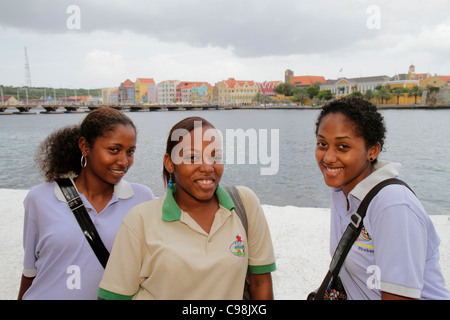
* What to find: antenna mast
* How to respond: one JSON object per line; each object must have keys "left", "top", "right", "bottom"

{"left": 24, "top": 47, "right": 32, "bottom": 87}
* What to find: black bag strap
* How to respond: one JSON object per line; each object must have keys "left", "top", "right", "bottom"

{"left": 223, "top": 185, "right": 250, "bottom": 300}
{"left": 223, "top": 186, "right": 248, "bottom": 236}
{"left": 314, "top": 178, "right": 413, "bottom": 300}
{"left": 56, "top": 178, "right": 110, "bottom": 268}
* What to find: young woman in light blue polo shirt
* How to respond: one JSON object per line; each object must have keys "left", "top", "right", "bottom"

{"left": 18, "top": 108, "right": 154, "bottom": 300}
{"left": 314, "top": 97, "right": 450, "bottom": 300}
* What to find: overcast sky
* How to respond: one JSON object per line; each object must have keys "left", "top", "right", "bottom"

{"left": 1, "top": 0, "right": 449, "bottom": 89}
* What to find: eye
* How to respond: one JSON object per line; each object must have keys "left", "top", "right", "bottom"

{"left": 338, "top": 144, "right": 350, "bottom": 151}
{"left": 316, "top": 141, "right": 327, "bottom": 148}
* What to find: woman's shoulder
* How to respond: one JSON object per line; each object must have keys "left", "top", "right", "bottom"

{"left": 128, "top": 182, "right": 154, "bottom": 198}
{"left": 26, "top": 181, "right": 56, "bottom": 200}
{"left": 123, "top": 195, "right": 164, "bottom": 223}
{"left": 235, "top": 185, "right": 259, "bottom": 201}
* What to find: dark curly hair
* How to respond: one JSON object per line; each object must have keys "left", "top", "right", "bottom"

{"left": 315, "top": 97, "right": 386, "bottom": 159}
{"left": 36, "top": 107, "right": 136, "bottom": 182}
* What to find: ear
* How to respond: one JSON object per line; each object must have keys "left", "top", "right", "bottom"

{"left": 163, "top": 153, "right": 175, "bottom": 174}
{"left": 368, "top": 142, "right": 381, "bottom": 162}
{"left": 78, "top": 137, "right": 90, "bottom": 157}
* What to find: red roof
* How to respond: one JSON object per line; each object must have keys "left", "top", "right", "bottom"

{"left": 121, "top": 79, "right": 134, "bottom": 87}
{"left": 136, "top": 78, "right": 155, "bottom": 84}
{"left": 292, "top": 75, "right": 325, "bottom": 86}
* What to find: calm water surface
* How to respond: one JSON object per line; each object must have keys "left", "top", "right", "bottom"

{"left": 1, "top": 108, "right": 449, "bottom": 215}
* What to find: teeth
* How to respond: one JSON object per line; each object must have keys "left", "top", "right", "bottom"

{"left": 112, "top": 170, "right": 125, "bottom": 174}
{"left": 326, "top": 167, "right": 343, "bottom": 173}
{"left": 197, "top": 179, "right": 213, "bottom": 184}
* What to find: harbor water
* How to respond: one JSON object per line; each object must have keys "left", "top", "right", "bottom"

{"left": 1, "top": 108, "right": 449, "bottom": 215}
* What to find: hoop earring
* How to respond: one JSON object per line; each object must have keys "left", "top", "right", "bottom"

{"left": 81, "top": 155, "right": 87, "bottom": 168}
{"left": 168, "top": 173, "right": 174, "bottom": 189}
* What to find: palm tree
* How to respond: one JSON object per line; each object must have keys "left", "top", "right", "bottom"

{"left": 393, "top": 87, "right": 408, "bottom": 104}
{"left": 408, "top": 85, "right": 422, "bottom": 104}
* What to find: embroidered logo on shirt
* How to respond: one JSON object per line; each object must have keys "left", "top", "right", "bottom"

{"left": 354, "top": 226, "right": 374, "bottom": 252}
{"left": 229, "top": 235, "right": 246, "bottom": 257}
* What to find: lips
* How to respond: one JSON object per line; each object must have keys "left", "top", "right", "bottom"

{"left": 323, "top": 164, "right": 343, "bottom": 176}
{"left": 196, "top": 179, "right": 213, "bottom": 185}
{"left": 194, "top": 177, "right": 216, "bottom": 189}
{"left": 110, "top": 169, "right": 127, "bottom": 177}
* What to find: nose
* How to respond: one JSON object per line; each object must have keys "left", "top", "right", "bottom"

{"left": 117, "top": 151, "right": 130, "bottom": 167}
{"left": 323, "top": 148, "right": 337, "bottom": 164}
{"left": 198, "top": 155, "right": 214, "bottom": 172}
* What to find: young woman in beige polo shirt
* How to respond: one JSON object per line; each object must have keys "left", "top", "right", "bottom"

{"left": 99, "top": 117, "right": 276, "bottom": 300}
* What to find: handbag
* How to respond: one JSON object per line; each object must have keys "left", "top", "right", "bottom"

{"left": 223, "top": 186, "right": 251, "bottom": 300}
{"left": 56, "top": 178, "right": 110, "bottom": 268}
{"left": 309, "top": 178, "right": 413, "bottom": 300}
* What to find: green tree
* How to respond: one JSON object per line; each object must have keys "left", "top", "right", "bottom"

{"left": 305, "top": 86, "right": 319, "bottom": 99}
{"left": 393, "top": 87, "right": 409, "bottom": 104}
{"left": 274, "top": 82, "right": 295, "bottom": 96}
{"left": 292, "top": 88, "right": 309, "bottom": 105}
{"left": 364, "top": 89, "right": 374, "bottom": 101}
{"left": 348, "top": 91, "right": 363, "bottom": 98}
{"left": 316, "top": 89, "right": 333, "bottom": 100}
{"left": 408, "top": 85, "right": 422, "bottom": 104}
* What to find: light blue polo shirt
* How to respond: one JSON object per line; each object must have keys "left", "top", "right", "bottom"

{"left": 22, "top": 178, "right": 154, "bottom": 300}
{"left": 330, "top": 161, "right": 450, "bottom": 299}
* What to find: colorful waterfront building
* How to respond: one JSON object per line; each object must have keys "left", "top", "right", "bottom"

{"left": 420, "top": 74, "right": 450, "bottom": 89}
{"left": 101, "top": 87, "right": 117, "bottom": 105}
{"left": 176, "top": 82, "right": 211, "bottom": 103}
{"left": 285, "top": 69, "right": 325, "bottom": 87}
{"left": 147, "top": 82, "right": 157, "bottom": 104}
{"left": 119, "top": 79, "right": 135, "bottom": 104}
{"left": 257, "top": 81, "right": 282, "bottom": 97}
{"left": 108, "top": 89, "right": 120, "bottom": 105}
{"left": 157, "top": 80, "right": 180, "bottom": 104}
{"left": 321, "top": 76, "right": 391, "bottom": 98}
{"left": 135, "top": 78, "right": 155, "bottom": 103}
{"left": 213, "top": 78, "right": 259, "bottom": 106}
{"left": 191, "top": 82, "right": 211, "bottom": 103}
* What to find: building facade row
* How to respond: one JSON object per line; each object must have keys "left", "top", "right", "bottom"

{"left": 100, "top": 65, "right": 449, "bottom": 106}
{"left": 102, "top": 78, "right": 281, "bottom": 106}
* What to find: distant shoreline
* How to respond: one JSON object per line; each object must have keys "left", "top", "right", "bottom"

{"left": 1, "top": 104, "right": 450, "bottom": 115}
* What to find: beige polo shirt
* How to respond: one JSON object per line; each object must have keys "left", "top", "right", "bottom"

{"left": 98, "top": 185, "right": 276, "bottom": 300}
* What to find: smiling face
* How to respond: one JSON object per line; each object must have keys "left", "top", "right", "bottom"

{"left": 315, "top": 112, "right": 381, "bottom": 196}
{"left": 80, "top": 124, "right": 136, "bottom": 186}
{"left": 164, "top": 125, "right": 224, "bottom": 205}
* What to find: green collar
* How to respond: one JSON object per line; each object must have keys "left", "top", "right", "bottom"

{"left": 162, "top": 184, "right": 235, "bottom": 222}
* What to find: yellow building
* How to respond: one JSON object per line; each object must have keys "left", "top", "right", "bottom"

{"left": 420, "top": 75, "right": 450, "bottom": 89}
{"left": 101, "top": 87, "right": 117, "bottom": 105}
{"left": 213, "top": 78, "right": 259, "bottom": 106}
{"left": 134, "top": 78, "right": 155, "bottom": 103}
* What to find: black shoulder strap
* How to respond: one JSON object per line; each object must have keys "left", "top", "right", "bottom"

{"left": 314, "top": 178, "right": 413, "bottom": 300}
{"left": 223, "top": 185, "right": 248, "bottom": 237}
{"left": 56, "top": 178, "right": 110, "bottom": 268}
{"left": 222, "top": 185, "right": 251, "bottom": 300}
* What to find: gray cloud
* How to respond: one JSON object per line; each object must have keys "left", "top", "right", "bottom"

{"left": 0, "top": 0, "right": 448, "bottom": 58}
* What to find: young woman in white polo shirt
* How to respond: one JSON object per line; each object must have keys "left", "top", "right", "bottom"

{"left": 315, "top": 97, "right": 450, "bottom": 300}
{"left": 99, "top": 117, "right": 276, "bottom": 300}
{"left": 18, "top": 108, "right": 154, "bottom": 300}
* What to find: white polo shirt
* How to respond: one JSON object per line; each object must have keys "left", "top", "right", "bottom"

{"left": 22, "top": 179, "right": 154, "bottom": 300}
{"left": 98, "top": 185, "right": 276, "bottom": 300}
{"left": 330, "top": 161, "right": 450, "bottom": 299}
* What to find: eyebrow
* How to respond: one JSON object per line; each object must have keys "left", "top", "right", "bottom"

{"left": 317, "top": 134, "right": 352, "bottom": 140}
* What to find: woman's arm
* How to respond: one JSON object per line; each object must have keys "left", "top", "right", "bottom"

{"left": 381, "top": 291, "right": 416, "bottom": 300}
{"left": 17, "top": 274, "right": 35, "bottom": 300}
{"left": 248, "top": 273, "right": 274, "bottom": 300}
